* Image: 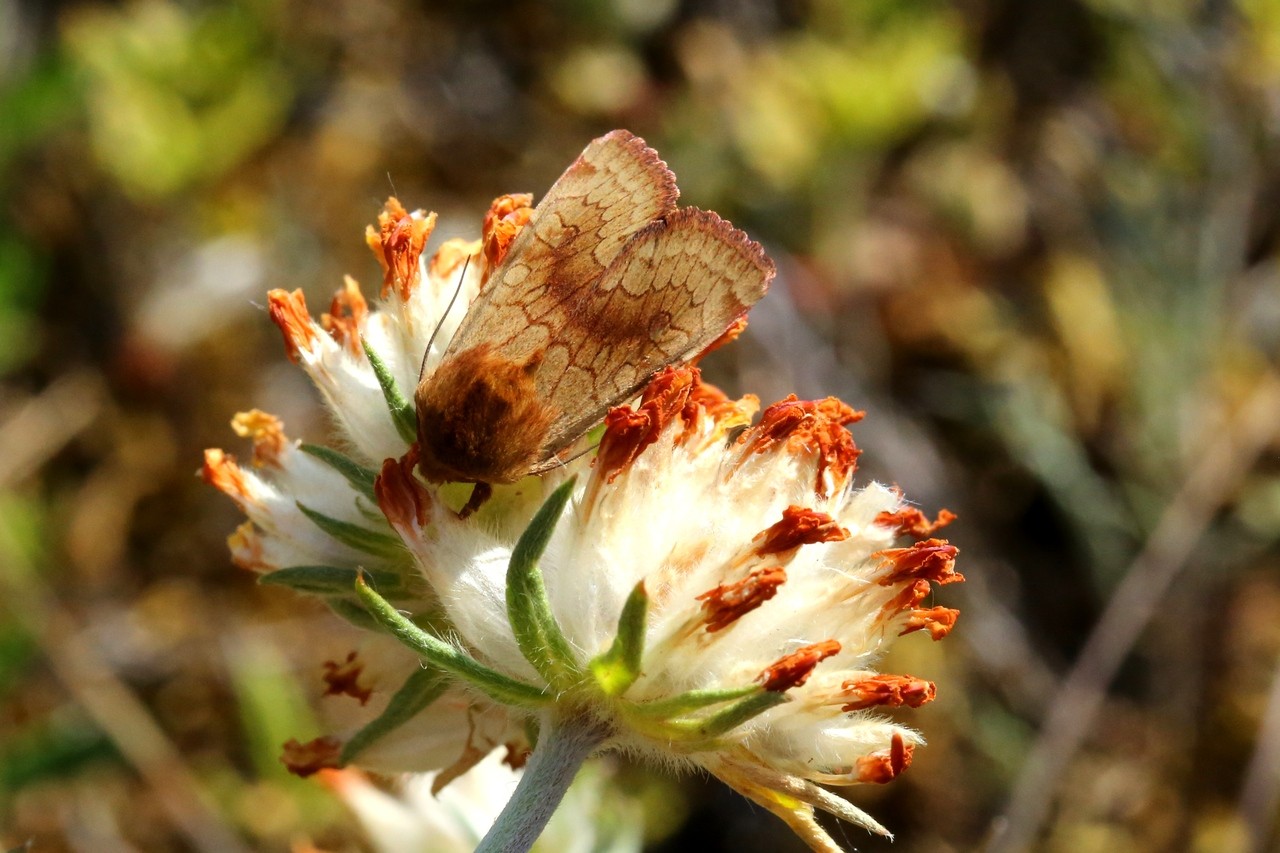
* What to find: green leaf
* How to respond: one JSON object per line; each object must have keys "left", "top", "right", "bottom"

{"left": 623, "top": 684, "right": 762, "bottom": 719}
{"left": 355, "top": 497, "right": 388, "bottom": 525}
{"left": 299, "top": 443, "right": 378, "bottom": 502}
{"left": 296, "top": 502, "right": 403, "bottom": 560}
{"left": 355, "top": 574, "right": 550, "bottom": 709}
{"left": 672, "top": 692, "right": 787, "bottom": 742}
{"left": 507, "top": 479, "right": 582, "bottom": 691}
{"left": 362, "top": 338, "right": 417, "bottom": 444}
{"left": 259, "top": 565, "right": 404, "bottom": 597}
{"left": 341, "top": 666, "right": 450, "bottom": 764}
{"left": 326, "top": 597, "right": 381, "bottom": 631}
{"left": 589, "top": 580, "right": 648, "bottom": 697}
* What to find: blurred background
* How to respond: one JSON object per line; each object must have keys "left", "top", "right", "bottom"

{"left": 2, "top": 0, "right": 1280, "bottom": 850}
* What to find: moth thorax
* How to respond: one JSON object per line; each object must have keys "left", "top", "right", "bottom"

{"left": 414, "top": 344, "right": 557, "bottom": 485}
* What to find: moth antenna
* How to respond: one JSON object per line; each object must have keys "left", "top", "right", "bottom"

{"left": 386, "top": 172, "right": 399, "bottom": 197}
{"left": 559, "top": 440, "right": 600, "bottom": 467}
{"left": 420, "top": 256, "right": 471, "bottom": 383}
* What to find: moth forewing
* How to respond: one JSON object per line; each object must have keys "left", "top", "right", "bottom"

{"left": 413, "top": 130, "right": 774, "bottom": 488}
{"left": 532, "top": 207, "right": 774, "bottom": 458}
{"left": 451, "top": 129, "right": 679, "bottom": 358}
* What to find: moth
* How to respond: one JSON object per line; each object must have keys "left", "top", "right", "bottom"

{"left": 414, "top": 129, "right": 774, "bottom": 493}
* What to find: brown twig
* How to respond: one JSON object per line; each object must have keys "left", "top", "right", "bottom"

{"left": 0, "top": 371, "right": 104, "bottom": 488}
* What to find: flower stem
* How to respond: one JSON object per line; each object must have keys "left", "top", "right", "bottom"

{"left": 476, "top": 713, "right": 610, "bottom": 853}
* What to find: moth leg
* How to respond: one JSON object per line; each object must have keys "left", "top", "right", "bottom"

{"left": 459, "top": 482, "right": 493, "bottom": 519}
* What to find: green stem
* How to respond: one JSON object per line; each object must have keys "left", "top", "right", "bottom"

{"left": 476, "top": 713, "right": 610, "bottom": 853}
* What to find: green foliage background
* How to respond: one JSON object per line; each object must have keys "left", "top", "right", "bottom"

{"left": 2, "top": 0, "right": 1280, "bottom": 850}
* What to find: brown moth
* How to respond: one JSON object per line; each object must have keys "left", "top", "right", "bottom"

{"left": 414, "top": 129, "right": 774, "bottom": 491}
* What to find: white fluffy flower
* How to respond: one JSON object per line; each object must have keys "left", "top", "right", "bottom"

{"left": 205, "top": 196, "right": 962, "bottom": 851}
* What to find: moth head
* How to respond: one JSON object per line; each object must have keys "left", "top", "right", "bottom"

{"left": 414, "top": 344, "right": 557, "bottom": 485}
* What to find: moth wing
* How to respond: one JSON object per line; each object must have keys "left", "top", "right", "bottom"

{"left": 439, "top": 129, "right": 678, "bottom": 364}
{"left": 531, "top": 206, "right": 775, "bottom": 462}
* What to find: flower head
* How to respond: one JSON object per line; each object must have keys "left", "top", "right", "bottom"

{"left": 205, "top": 194, "right": 962, "bottom": 851}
